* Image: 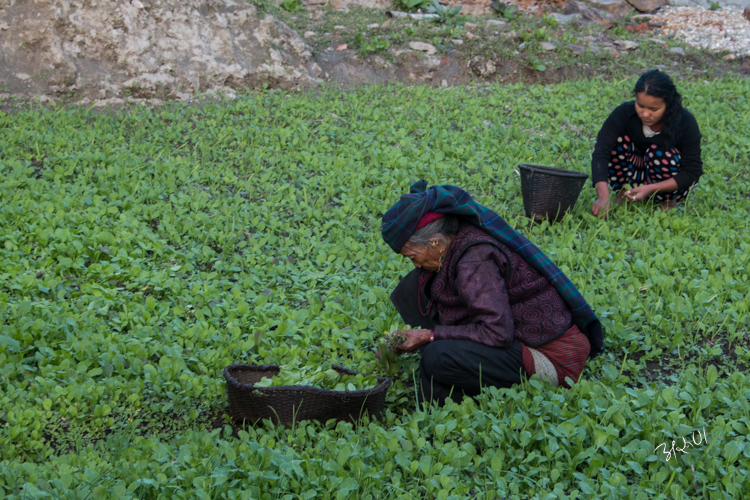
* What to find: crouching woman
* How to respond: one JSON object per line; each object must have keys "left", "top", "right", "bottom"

{"left": 591, "top": 69, "right": 704, "bottom": 217}
{"left": 381, "top": 181, "right": 604, "bottom": 406}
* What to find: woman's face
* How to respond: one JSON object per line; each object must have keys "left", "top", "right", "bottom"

{"left": 400, "top": 239, "right": 445, "bottom": 273}
{"left": 635, "top": 91, "right": 667, "bottom": 129}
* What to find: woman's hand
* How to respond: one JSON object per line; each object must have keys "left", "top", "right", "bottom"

{"left": 393, "top": 329, "right": 432, "bottom": 353}
{"left": 591, "top": 181, "right": 611, "bottom": 219}
{"left": 591, "top": 196, "right": 611, "bottom": 219}
{"left": 625, "top": 184, "right": 657, "bottom": 203}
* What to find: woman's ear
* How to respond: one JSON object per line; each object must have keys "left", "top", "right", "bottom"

{"left": 429, "top": 235, "right": 447, "bottom": 252}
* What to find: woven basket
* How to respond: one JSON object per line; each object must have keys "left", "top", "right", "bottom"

{"left": 224, "top": 364, "right": 391, "bottom": 425}
{"left": 519, "top": 164, "right": 589, "bottom": 222}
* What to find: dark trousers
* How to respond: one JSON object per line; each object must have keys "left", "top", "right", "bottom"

{"left": 418, "top": 338, "right": 526, "bottom": 407}
{"left": 391, "top": 269, "right": 527, "bottom": 407}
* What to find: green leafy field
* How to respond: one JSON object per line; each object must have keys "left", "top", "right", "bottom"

{"left": 1, "top": 78, "right": 749, "bottom": 499}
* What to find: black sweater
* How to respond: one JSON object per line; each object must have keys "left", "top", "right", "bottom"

{"left": 591, "top": 101, "right": 703, "bottom": 191}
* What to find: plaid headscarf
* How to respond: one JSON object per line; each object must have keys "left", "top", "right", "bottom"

{"left": 381, "top": 180, "right": 603, "bottom": 357}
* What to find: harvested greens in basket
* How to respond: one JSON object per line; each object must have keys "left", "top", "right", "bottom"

{"left": 253, "top": 364, "right": 380, "bottom": 391}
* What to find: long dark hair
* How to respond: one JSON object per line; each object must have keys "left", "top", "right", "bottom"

{"left": 634, "top": 69, "right": 684, "bottom": 146}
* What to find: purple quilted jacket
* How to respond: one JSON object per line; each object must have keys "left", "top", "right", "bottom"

{"left": 429, "top": 224, "right": 573, "bottom": 348}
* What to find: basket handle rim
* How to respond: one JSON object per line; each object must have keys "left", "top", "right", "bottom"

{"left": 518, "top": 163, "right": 590, "bottom": 179}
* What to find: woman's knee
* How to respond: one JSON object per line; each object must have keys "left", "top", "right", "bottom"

{"left": 421, "top": 342, "right": 463, "bottom": 380}
{"left": 421, "top": 342, "right": 444, "bottom": 377}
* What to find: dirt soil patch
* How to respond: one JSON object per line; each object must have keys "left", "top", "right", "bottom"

{"left": 283, "top": 6, "right": 750, "bottom": 87}
{"left": 622, "top": 329, "right": 750, "bottom": 387}
{"left": 40, "top": 401, "right": 239, "bottom": 457}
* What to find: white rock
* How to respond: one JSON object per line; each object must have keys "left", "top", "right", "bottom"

{"left": 550, "top": 13, "right": 583, "bottom": 24}
{"left": 669, "top": 46, "right": 685, "bottom": 55}
{"left": 614, "top": 39, "right": 639, "bottom": 50}
{"left": 15, "top": 73, "right": 31, "bottom": 81}
{"left": 367, "top": 23, "right": 379, "bottom": 28}
{"left": 94, "top": 97, "right": 125, "bottom": 107}
{"left": 441, "top": 79, "right": 448, "bottom": 87}
{"left": 486, "top": 19, "right": 507, "bottom": 26}
{"left": 131, "top": 0, "right": 144, "bottom": 9}
{"left": 304, "top": 31, "right": 316, "bottom": 37}
{"left": 451, "top": 38, "right": 464, "bottom": 45}
{"left": 409, "top": 41, "right": 437, "bottom": 54}
{"left": 332, "top": 0, "right": 391, "bottom": 9}
{"left": 541, "top": 42, "right": 557, "bottom": 51}
{"left": 425, "top": 55, "right": 441, "bottom": 69}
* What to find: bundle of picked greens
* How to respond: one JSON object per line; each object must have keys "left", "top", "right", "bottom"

{"left": 375, "top": 328, "right": 411, "bottom": 378}
{"left": 253, "top": 364, "right": 380, "bottom": 392}
{"left": 383, "top": 332, "right": 407, "bottom": 349}
{"left": 381, "top": 323, "right": 413, "bottom": 350}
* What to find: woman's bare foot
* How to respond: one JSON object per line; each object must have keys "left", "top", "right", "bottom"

{"left": 659, "top": 199, "right": 677, "bottom": 212}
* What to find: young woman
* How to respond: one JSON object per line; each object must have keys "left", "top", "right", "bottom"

{"left": 591, "top": 70, "right": 703, "bottom": 218}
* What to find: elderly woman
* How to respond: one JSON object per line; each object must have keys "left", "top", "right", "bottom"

{"left": 381, "top": 181, "right": 604, "bottom": 406}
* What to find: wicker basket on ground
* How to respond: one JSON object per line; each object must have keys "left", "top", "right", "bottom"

{"left": 224, "top": 364, "right": 391, "bottom": 425}
{"left": 519, "top": 164, "right": 589, "bottom": 222}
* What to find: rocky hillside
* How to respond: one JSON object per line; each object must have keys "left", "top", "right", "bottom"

{"left": 0, "top": 0, "right": 748, "bottom": 106}
{"left": 0, "top": 0, "right": 321, "bottom": 103}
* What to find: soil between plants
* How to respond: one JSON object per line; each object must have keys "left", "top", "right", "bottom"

{"left": 40, "top": 402, "right": 239, "bottom": 457}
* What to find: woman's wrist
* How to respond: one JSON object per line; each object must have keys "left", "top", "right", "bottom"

{"left": 594, "top": 181, "right": 610, "bottom": 200}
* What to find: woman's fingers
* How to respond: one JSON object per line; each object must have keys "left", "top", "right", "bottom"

{"left": 394, "top": 329, "right": 429, "bottom": 353}
{"left": 626, "top": 188, "right": 642, "bottom": 202}
{"left": 592, "top": 199, "right": 609, "bottom": 219}
{"left": 394, "top": 338, "right": 419, "bottom": 353}
{"left": 626, "top": 184, "right": 654, "bottom": 202}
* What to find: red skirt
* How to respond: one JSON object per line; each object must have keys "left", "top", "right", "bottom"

{"left": 521, "top": 325, "right": 591, "bottom": 388}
